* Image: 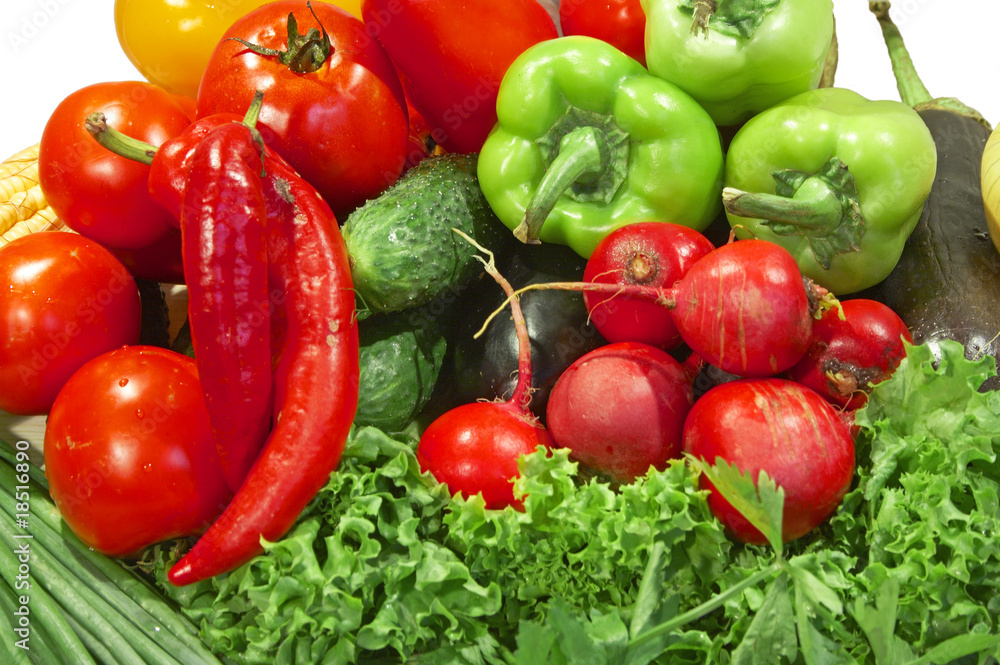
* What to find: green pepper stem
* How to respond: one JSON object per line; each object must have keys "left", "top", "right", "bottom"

{"left": 85, "top": 112, "right": 158, "bottom": 166}
{"left": 869, "top": 2, "right": 989, "bottom": 127}
{"left": 722, "top": 157, "right": 867, "bottom": 270}
{"left": 514, "top": 126, "right": 608, "bottom": 245}
{"left": 722, "top": 186, "right": 843, "bottom": 231}
{"left": 86, "top": 89, "right": 270, "bottom": 167}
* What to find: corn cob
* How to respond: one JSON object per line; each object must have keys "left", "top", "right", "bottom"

{"left": 0, "top": 144, "right": 72, "bottom": 246}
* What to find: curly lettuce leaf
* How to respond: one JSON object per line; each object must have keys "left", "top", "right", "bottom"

{"left": 150, "top": 427, "right": 730, "bottom": 664}
{"left": 145, "top": 340, "right": 1000, "bottom": 664}
{"left": 844, "top": 340, "right": 1000, "bottom": 656}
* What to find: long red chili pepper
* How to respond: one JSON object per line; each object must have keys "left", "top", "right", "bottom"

{"left": 86, "top": 97, "right": 361, "bottom": 585}
{"left": 179, "top": 115, "right": 273, "bottom": 494}
{"left": 166, "top": 147, "right": 360, "bottom": 586}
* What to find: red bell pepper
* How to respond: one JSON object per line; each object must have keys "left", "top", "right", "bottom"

{"left": 362, "top": 0, "right": 558, "bottom": 154}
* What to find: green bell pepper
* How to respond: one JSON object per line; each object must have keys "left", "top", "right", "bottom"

{"left": 477, "top": 35, "right": 724, "bottom": 259}
{"left": 722, "top": 86, "right": 937, "bottom": 295}
{"left": 641, "top": 0, "right": 835, "bottom": 127}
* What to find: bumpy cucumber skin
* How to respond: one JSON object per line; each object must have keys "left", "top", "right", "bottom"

{"left": 343, "top": 153, "right": 511, "bottom": 313}
{"left": 355, "top": 310, "right": 448, "bottom": 432}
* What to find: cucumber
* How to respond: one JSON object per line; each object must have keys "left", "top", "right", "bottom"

{"left": 355, "top": 309, "right": 448, "bottom": 432}
{"left": 342, "top": 153, "right": 514, "bottom": 314}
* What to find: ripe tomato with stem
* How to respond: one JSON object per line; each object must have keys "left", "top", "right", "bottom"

{"left": 417, "top": 233, "right": 553, "bottom": 510}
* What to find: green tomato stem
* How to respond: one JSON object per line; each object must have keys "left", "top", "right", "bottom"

{"left": 85, "top": 112, "right": 158, "bottom": 166}
{"left": 515, "top": 126, "right": 611, "bottom": 245}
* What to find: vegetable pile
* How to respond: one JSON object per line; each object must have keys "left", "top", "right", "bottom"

{"left": 2, "top": 0, "right": 1000, "bottom": 663}
{"left": 140, "top": 340, "right": 1000, "bottom": 664}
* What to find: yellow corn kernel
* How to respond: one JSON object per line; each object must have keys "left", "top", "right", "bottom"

{"left": 0, "top": 144, "right": 72, "bottom": 246}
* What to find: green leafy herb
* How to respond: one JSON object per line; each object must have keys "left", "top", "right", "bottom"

{"left": 145, "top": 340, "right": 1000, "bottom": 664}
{"left": 686, "top": 456, "right": 785, "bottom": 558}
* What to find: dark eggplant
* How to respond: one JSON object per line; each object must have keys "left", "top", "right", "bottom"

{"left": 853, "top": 3, "right": 1000, "bottom": 391}
{"left": 430, "top": 241, "right": 607, "bottom": 423}
{"left": 136, "top": 278, "right": 171, "bottom": 349}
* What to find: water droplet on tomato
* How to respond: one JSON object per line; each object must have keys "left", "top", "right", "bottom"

{"left": 135, "top": 409, "right": 144, "bottom": 419}
{"left": 119, "top": 378, "right": 129, "bottom": 387}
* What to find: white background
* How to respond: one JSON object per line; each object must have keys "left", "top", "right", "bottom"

{"left": 0, "top": 0, "right": 999, "bottom": 161}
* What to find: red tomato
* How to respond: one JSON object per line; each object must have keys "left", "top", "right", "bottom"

{"left": 559, "top": 0, "right": 647, "bottom": 66}
{"left": 43, "top": 346, "right": 231, "bottom": 558}
{"left": 0, "top": 233, "right": 142, "bottom": 416}
{"left": 38, "top": 81, "right": 192, "bottom": 250}
{"left": 362, "top": 0, "right": 559, "bottom": 154}
{"left": 197, "top": 1, "right": 410, "bottom": 217}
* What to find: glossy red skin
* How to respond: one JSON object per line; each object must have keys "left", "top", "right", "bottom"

{"left": 43, "top": 346, "right": 232, "bottom": 557}
{"left": 0, "top": 233, "right": 142, "bottom": 415}
{"left": 670, "top": 239, "right": 813, "bottom": 377}
{"left": 395, "top": 68, "right": 435, "bottom": 171}
{"left": 197, "top": 1, "right": 409, "bottom": 217}
{"left": 546, "top": 342, "right": 694, "bottom": 484}
{"left": 362, "top": 0, "right": 558, "bottom": 154}
{"left": 583, "top": 222, "right": 715, "bottom": 350}
{"left": 417, "top": 402, "right": 553, "bottom": 510}
{"left": 180, "top": 123, "right": 273, "bottom": 494}
{"left": 168, "top": 148, "right": 360, "bottom": 586}
{"left": 683, "top": 378, "right": 856, "bottom": 544}
{"left": 559, "top": 0, "right": 646, "bottom": 65}
{"left": 148, "top": 112, "right": 245, "bottom": 222}
{"left": 38, "top": 81, "right": 192, "bottom": 250}
{"left": 785, "top": 299, "right": 913, "bottom": 410}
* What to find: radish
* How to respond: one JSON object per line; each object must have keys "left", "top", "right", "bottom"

{"left": 582, "top": 222, "right": 715, "bottom": 350}
{"left": 416, "top": 235, "right": 553, "bottom": 510}
{"left": 485, "top": 238, "right": 824, "bottom": 378}
{"left": 667, "top": 238, "right": 818, "bottom": 377}
{"left": 545, "top": 342, "right": 695, "bottom": 484}
{"left": 785, "top": 298, "right": 913, "bottom": 409}
{"left": 683, "top": 378, "right": 856, "bottom": 544}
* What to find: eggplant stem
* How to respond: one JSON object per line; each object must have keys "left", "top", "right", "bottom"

{"left": 870, "top": 1, "right": 991, "bottom": 128}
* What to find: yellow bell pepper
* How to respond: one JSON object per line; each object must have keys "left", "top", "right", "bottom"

{"left": 114, "top": 0, "right": 363, "bottom": 98}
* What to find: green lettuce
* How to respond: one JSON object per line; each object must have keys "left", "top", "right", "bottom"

{"left": 148, "top": 340, "right": 1000, "bottom": 664}
{"left": 150, "top": 426, "right": 730, "bottom": 664}
{"left": 843, "top": 341, "right": 1000, "bottom": 654}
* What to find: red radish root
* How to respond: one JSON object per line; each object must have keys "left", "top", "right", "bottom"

{"left": 683, "top": 378, "right": 856, "bottom": 544}
{"left": 416, "top": 232, "right": 553, "bottom": 510}
{"left": 546, "top": 341, "right": 695, "bottom": 484}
